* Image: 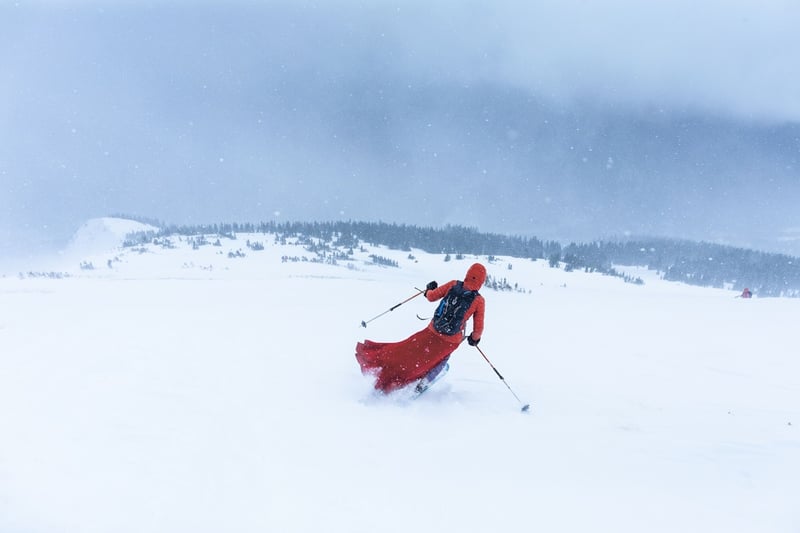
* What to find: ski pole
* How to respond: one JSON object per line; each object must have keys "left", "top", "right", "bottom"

{"left": 361, "top": 288, "right": 425, "bottom": 328}
{"left": 474, "top": 345, "right": 531, "bottom": 413}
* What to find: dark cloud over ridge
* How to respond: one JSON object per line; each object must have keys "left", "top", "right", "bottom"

{"left": 2, "top": 1, "right": 799, "bottom": 260}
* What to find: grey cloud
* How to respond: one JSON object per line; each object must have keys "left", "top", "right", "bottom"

{"left": 1, "top": 1, "right": 799, "bottom": 262}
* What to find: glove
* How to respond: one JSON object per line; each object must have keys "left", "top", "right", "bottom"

{"left": 467, "top": 334, "right": 480, "bottom": 346}
{"left": 426, "top": 280, "right": 438, "bottom": 291}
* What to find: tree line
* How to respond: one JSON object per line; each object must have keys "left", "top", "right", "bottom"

{"left": 121, "top": 218, "right": 800, "bottom": 297}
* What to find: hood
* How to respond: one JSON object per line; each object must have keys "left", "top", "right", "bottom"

{"left": 463, "top": 263, "right": 487, "bottom": 291}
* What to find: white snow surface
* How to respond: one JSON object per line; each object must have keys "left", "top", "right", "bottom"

{"left": 1, "top": 225, "right": 798, "bottom": 533}
{"left": 66, "top": 217, "right": 159, "bottom": 258}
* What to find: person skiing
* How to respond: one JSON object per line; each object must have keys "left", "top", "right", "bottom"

{"left": 741, "top": 287, "right": 753, "bottom": 298}
{"left": 355, "top": 262, "right": 486, "bottom": 394}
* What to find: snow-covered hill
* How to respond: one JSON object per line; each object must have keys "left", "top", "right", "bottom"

{"left": 1, "top": 219, "right": 797, "bottom": 533}
{"left": 69, "top": 217, "right": 158, "bottom": 253}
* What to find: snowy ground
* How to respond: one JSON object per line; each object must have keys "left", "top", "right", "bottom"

{"left": 1, "top": 219, "right": 798, "bottom": 533}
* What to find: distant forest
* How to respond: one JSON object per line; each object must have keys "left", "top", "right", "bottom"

{"left": 125, "top": 219, "right": 800, "bottom": 297}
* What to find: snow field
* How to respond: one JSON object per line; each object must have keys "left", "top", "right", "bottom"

{"left": 0, "top": 225, "right": 798, "bottom": 532}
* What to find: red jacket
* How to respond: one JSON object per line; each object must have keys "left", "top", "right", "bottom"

{"left": 355, "top": 263, "right": 488, "bottom": 392}
{"left": 425, "top": 280, "right": 485, "bottom": 344}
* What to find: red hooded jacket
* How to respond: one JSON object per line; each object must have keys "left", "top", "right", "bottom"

{"left": 355, "top": 263, "right": 487, "bottom": 392}
{"left": 424, "top": 263, "right": 486, "bottom": 343}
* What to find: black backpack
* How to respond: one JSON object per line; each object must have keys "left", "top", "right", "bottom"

{"left": 432, "top": 281, "right": 478, "bottom": 336}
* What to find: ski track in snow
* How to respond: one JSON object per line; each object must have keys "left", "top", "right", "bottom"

{"left": 1, "top": 221, "right": 798, "bottom": 533}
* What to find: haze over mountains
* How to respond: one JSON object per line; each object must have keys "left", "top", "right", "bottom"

{"left": 2, "top": 1, "right": 799, "bottom": 258}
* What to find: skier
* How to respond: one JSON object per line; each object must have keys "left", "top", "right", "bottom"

{"left": 355, "top": 263, "right": 486, "bottom": 394}
{"left": 741, "top": 287, "right": 753, "bottom": 299}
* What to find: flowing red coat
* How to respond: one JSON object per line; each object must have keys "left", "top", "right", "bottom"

{"left": 355, "top": 272, "right": 486, "bottom": 393}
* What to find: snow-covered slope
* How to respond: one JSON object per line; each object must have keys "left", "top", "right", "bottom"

{"left": 1, "top": 224, "right": 797, "bottom": 533}
{"left": 66, "top": 217, "right": 158, "bottom": 255}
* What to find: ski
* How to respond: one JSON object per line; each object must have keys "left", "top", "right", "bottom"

{"left": 411, "top": 363, "right": 450, "bottom": 398}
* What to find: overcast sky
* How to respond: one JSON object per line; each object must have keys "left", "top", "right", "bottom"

{"left": 2, "top": 0, "right": 799, "bottom": 260}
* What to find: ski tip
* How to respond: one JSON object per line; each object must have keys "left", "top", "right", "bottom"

{"left": 521, "top": 404, "right": 531, "bottom": 413}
